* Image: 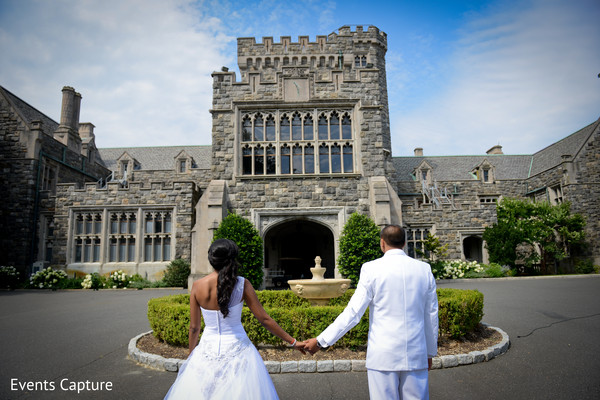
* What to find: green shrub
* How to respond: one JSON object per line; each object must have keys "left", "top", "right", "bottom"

{"left": 163, "top": 258, "right": 191, "bottom": 288}
{"left": 106, "top": 269, "right": 130, "bottom": 288}
{"left": 0, "top": 266, "right": 20, "bottom": 289}
{"left": 483, "top": 263, "right": 507, "bottom": 278}
{"left": 437, "top": 288, "right": 484, "bottom": 338}
{"left": 128, "top": 274, "right": 169, "bottom": 289}
{"left": 149, "top": 288, "right": 483, "bottom": 347}
{"left": 59, "top": 277, "right": 84, "bottom": 289}
{"left": 574, "top": 259, "right": 595, "bottom": 274}
{"left": 81, "top": 273, "right": 105, "bottom": 289}
{"left": 29, "top": 267, "right": 68, "bottom": 289}
{"left": 337, "top": 213, "right": 382, "bottom": 286}
{"left": 148, "top": 294, "right": 202, "bottom": 346}
{"left": 213, "top": 213, "right": 264, "bottom": 289}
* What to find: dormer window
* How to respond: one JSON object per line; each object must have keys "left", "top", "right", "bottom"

{"left": 473, "top": 161, "right": 494, "bottom": 183}
{"left": 179, "top": 160, "right": 187, "bottom": 173}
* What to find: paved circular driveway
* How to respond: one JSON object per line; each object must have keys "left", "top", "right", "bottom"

{"left": 1, "top": 275, "right": 599, "bottom": 399}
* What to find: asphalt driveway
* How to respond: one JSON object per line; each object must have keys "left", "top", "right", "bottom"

{"left": 1, "top": 275, "right": 599, "bottom": 399}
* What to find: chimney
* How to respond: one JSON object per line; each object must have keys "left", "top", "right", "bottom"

{"left": 486, "top": 145, "right": 503, "bottom": 155}
{"left": 79, "top": 122, "right": 95, "bottom": 140}
{"left": 54, "top": 86, "right": 82, "bottom": 153}
{"left": 59, "top": 86, "right": 81, "bottom": 131}
{"left": 414, "top": 147, "right": 423, "bottom": 157}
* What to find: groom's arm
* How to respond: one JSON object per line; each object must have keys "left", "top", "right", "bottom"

{"left": 305, "top": 267, "right": 373, "bottom": 353}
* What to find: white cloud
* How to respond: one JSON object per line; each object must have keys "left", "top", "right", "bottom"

{"left": 0, "top": 0, "right": 234, "bottom": 148}
{"left": 391, "top": 0, "right": 600, "bottom": 156}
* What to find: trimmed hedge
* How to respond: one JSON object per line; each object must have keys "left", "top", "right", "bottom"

{"left": 148, "top": 288, "right": 483, "bottom": 347}
{"left": 437, "top": 288, "right": 484, "bottom": 337}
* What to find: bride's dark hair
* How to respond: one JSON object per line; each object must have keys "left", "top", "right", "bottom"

{"left": 208, "top": 239, "right": 240, "bottom": 318}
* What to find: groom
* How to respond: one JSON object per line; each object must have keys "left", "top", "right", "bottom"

{"left": 304, "top": 225, "right": 439, "bottom": 400}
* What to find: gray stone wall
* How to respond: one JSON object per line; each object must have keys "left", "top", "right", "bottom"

{"left": 212, "top": 25, "right": 394, "bottom": 219}
{"left": 53, "top": 180, "right": 199, "bottom": 279}
{"left": 1, "top": 93, "right": 108, "bottom": 271}
{"left": 565, "top": 128, "right": 600, "bottom": 263}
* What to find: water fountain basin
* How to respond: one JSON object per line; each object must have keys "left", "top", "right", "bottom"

{"left": 287, "top": 256, "right": 351, "bottom": 306}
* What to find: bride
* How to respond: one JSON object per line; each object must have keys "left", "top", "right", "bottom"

{"left": 164, "top": 239, "right": 305, "bottom": 399}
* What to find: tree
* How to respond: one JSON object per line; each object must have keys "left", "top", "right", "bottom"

{"left": 213, "top": 213, "right": 264, "bottom": 289}
{"left": 337, "top": 213, "right": 383, "bottom": 286}
{"left": 483, "top": 198, "right": 586, "bottom": 273}
{"left": 416, "top": 233, "right": 449, "bottom": 263}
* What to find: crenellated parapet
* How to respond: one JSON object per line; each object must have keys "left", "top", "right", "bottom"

{"left": 230, "top": 25, "right": 386, "bottom": 84}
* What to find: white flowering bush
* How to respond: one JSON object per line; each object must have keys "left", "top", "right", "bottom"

{"left": 107, "top": 270, "right": 130, "bottom": 288}
{"left": 81, "top": 272, "right": 104, "bottom": 290}
{"left": 0, "top": 266, "right": 20, "bottom": 288}
{"left": 436, "top": 260, "right": 484, "bottom": 279}
{"left": 29, "top": 267, "right": 68, "bottom": 289}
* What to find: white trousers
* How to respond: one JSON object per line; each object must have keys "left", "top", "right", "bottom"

{"left": 367, "top": 369, "right": 429, "bottom": 400}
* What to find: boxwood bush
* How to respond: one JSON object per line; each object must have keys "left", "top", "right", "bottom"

{"left": 148, "top": 288, "right": 483, "bottom": 348}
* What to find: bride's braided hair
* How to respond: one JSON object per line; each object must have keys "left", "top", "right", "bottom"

{"left": 208, "top": 239, "right": 240, "bottom": 318}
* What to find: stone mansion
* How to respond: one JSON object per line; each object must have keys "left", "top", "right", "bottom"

{"left": 1, "top": 25, "right": 598, "bottom": 286}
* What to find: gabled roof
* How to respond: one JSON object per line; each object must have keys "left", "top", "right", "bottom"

{"left": 529, "top": 120, "right": 600, "bottom": 177}
{"left": 98, "top": 146, "right": 212, "bottom": 171}
{"left": 0, "top": 86, "right": 59, "bottom": 136}
{"left": 393, "top": 154, "right": 532, "bottom": 182}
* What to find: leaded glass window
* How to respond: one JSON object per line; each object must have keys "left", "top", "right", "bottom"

{"left": 240, "top": 109, "right": 355, "bottom": 176}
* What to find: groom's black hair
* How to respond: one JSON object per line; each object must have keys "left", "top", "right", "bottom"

{"left": 381, "top": 225, "right": 406, "bottom": 248}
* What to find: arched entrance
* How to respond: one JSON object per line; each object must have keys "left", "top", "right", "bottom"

{"left": 463, "top": 236, "right": 483, "bottom": 263}
{"left": 263, "top": 219, "right": 335, "bottom": 288}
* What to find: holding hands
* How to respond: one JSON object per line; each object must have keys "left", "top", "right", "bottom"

{"left": 289, "top": 338, "right": 321, "bottom": 355}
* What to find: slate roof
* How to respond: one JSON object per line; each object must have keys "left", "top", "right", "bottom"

{"left": 0, "top": 86, "right": 59, "bottom": 136}
{"left": 529, "top": 120, "right": 600, "bottom": 177}
{"left": 98, "top": 146, "right": 212, "bottom": 171}
{"left": 393, "top": 154, "right": 532, "bottom": 181}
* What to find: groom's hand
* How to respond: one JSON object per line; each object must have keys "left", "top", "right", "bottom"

{"left": 304, "top": 338, "right": 320, "bottom": 355}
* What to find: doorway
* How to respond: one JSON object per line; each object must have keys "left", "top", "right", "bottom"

{"left": 463, "top": 236, "right": 483, "bottom": 263}
{"left": 263, "top": 219, "right": 335, "bottom": 288}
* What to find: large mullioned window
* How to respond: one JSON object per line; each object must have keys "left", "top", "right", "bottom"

{"left": 241, "top": 110, "right": 354, "bottom": 176}
{"left": 70, "top": 208, "right": 173, "bottom": 264}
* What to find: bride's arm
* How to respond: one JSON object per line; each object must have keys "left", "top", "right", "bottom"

{"left": 188, "top": 281, "right": 202, "bottom": 355}
{"left": 243, "top": 279, "right": 305, "bottom": 352}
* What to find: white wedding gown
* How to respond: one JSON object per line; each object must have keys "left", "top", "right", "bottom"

{"left": 164, "top": 276, "right": 279, "bottom": 399}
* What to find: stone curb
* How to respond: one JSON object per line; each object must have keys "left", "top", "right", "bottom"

{"left": 128, "top": 325, "right": 510, "bottom": 373}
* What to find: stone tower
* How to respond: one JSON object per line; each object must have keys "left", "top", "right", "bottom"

{"left": 191, "top": 25, "right": 402, "bottom": 285}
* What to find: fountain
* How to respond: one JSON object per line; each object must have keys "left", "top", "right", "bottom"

{"left": 287, "top": 256, "right": 351, "bottom": 306}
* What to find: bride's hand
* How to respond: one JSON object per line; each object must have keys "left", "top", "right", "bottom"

{"left": 293, "top": 340, "right": 307, "bottom": 355}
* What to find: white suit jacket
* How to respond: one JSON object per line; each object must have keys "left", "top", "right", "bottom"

{"left": 318, "top": 249, "right": 438, "bottom": 371}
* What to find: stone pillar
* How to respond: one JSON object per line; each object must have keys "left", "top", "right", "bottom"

{"left": 368, "top": 176, "right": 403, "bottom": 227}
{"left": 188, "top": 180, "right": 229, "bottom": 289}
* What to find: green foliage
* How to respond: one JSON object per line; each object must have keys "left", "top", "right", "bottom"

{"left": 437, "top": 288, "right": 484, "bottom": 338}
{"left": 483, "top": 198, "right": 586, "bottom": 272}
{"left": 483, "top": 263, "right": 508, "bottom": 278}
{"left": 163, "top": 258, "right": 191, "bottom": 288}
{"left": 149, "top": 288, "right": 482, "bottom": 347}
{"left": 81, "top": 272, "right": 105, "bottom": 289}
{"left": 416, "top": 233, "right": 449, "bottom": 263}
{"left": 0, "top": 266, "right": 20, "bottom": 289}
{"left": 148, "top": 294, "right": 202, "bottom": 346}
{"left": 106, "top": 269, "right": 130, "bottom": 288}
{"left": 213, "top": 213, "right": 264, "bottom": 289}
{"left": 574, "top": 259, "right": 596, "bottom": 274}
{"left": 29, "top": 267, "right": 68, "bottom": 289}
{"left": 337, "top": 213, "right": 383, "bottom": 286}
{"left": 128, "top": 274, "right": 169, "bottom": 289}
{"left": 59, "top": 277, "right": 84, "bottom": 289}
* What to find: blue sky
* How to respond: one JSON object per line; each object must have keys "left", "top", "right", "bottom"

{"left": 1, "top": 0, "right": 598, "bottom": 156}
